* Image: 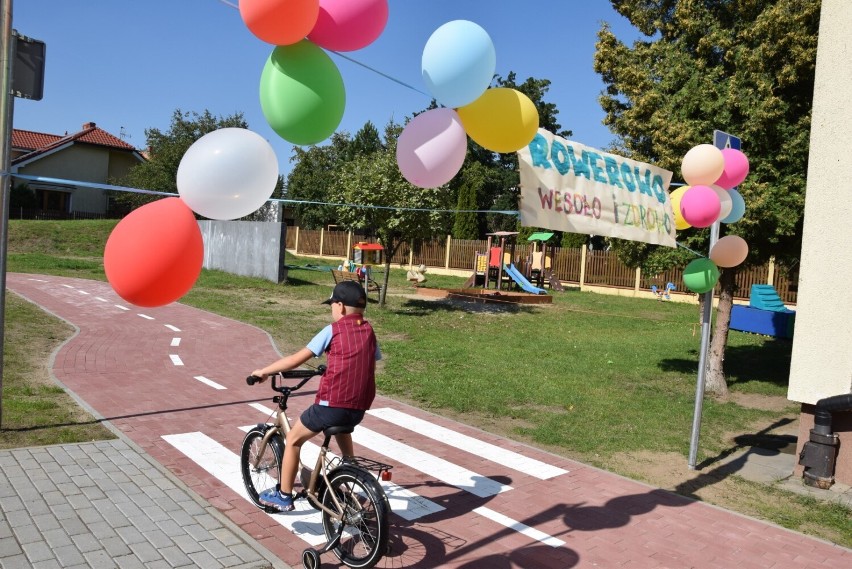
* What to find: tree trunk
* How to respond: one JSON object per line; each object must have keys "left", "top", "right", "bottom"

{"left": 706, "top": 268, "right": 737, "bottom": 399}
{"left": 376, "top": 235, "right": 400, "bottom": 308}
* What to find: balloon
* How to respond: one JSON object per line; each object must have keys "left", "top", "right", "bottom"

{"left": 456, "top": 88, "right": 539, "bottom": 153}
{"left": 711, "top": 184, "right": 733, "bottom": 222}
{"left": 260, "top": 41, "right": 345, "bottom": 146}
{"left": 239, "top": 0, "right": 319, "bottom": 46}
{"left": 422, "top": 20, "right": 496, "bottom": 109}
{"left": 104, "top": 198, "right": 203, "bottom": 307}
{"left": 683, "top": 258, "right": 720, "bottom": 294}
{"left": 397, "top": 108, "right": 467, "bottom": 188}
{"left": 714, "top": 148, "right": 750, "bottom": 189}
{"left": 308, "top": 0, "right": 388, "bottom": 51}
{"left": 681, "top": 144, "right": 725, "bottom": 186}
{"left": 710, "top": 235, "right": 749, "bottom": 268}
{"left": 680, "top": 185, "right": 721, "bottom": 228}
{"left": 721, "top": 188, "right": 746, "bottom": 223}
{"left": 669, "top": 186, "right": 692, "bottom": 230}
{"left": 177, "top": 128, "right": 279, "bottom": 220}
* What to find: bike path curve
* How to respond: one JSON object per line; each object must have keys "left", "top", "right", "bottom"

{"left": 7, "top": 274, "right": 851, "bottom": 569}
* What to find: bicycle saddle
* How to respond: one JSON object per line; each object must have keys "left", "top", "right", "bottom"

{"left": 323, "top": 425, "right": 355, "bottom": 437}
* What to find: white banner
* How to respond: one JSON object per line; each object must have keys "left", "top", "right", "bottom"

{"left": 518, "top": 129, "right": 676, "bottom": 247}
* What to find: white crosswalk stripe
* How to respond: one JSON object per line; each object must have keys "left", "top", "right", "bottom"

{"left": 368, "top": 407, "right": 568, "bottom": 480}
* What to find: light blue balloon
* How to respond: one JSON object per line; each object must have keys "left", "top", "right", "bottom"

{"left": 422, "top": 20, "right": 496, "bottom": 109}
{"left": 721, "top": 188, "right": 745, "bottom": 223}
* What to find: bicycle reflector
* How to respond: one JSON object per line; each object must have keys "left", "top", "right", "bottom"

{"left": 381, "top": 470, "right": 392, "bottom": 482}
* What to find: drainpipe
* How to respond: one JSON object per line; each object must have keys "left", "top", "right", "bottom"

{"left": 798, "top": 393, "right": 852, "bottom": 488}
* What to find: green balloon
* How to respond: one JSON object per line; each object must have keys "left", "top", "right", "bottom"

{"left": 683, "top": 258, "right": 720, "bottom": 294}
{"left": 259, "top": 41, "right": 345, "bottom": 146}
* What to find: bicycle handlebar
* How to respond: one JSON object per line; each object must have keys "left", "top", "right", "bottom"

{"left": 246, "top": 365, "right": 327, "bottom": 388}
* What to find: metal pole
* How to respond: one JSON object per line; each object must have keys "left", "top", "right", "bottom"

{"left": 0, "top": 0, "right": 13, "bottom": 428}
{"left": 687, "top": 220, "right": 720, "bottom": 469}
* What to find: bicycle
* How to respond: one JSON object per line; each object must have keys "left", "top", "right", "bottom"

{"left": 240, "top": 365, "right": 393, "bottom": 569}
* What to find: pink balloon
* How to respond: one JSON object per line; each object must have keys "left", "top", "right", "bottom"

{"left": 397, "top": 108, "right": 467, "bottom": 189}
{"left": 680, "top": 185, "right": 721, "bottom": 228}
{"left": 710, "top": 235, "right": 749, "bottom": 268}
{"left": 308, "top": 0, "right": 388, "bottom": 51}
{"left": 714, "top": 148, "right": 750, "bottom": 189}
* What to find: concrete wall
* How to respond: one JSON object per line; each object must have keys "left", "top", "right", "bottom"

{"left": 788, "top": 0, "right": 852, "bottom": 485}
{"left": 199, "top": 221, "right": 288, "bottom": 283}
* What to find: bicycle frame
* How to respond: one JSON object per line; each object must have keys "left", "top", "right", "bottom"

{"left": 250, "top": 373, "right": 354, "bottom": 524}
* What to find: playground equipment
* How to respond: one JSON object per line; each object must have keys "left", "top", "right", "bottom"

{"left": 651, "top": 282, "right": 676, "bottom": 300}
{"left": 406, "top": 264, "right": 427, "bottom": 284}
{"left": 352, "top": 242, "right": 384, "bottom": 296}
{"left": 729, "top": 284, "right": 795, "bottom": 338}
{"left": 526, "top": 232, "right": 565, "bottom": 292}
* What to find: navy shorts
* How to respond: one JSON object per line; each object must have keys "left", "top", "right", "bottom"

{"left": 300, "top": 404, "right": 365, "bottom": 433}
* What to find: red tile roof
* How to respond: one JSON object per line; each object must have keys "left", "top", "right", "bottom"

{"left": 12, "top": 129, "right": 62, "bottom": 151}
{"left": 12, "top": 122, "right": 140, "bottom": 165}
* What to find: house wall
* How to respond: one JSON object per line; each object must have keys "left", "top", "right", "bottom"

{"left": 15, "top": 145, "right": 141, "bottom": 214}
{"left": 788, "top": 0, "right": 852, "bottom": 485}
{"left": 198, "top": 221, "right": 288, "bottom": 283}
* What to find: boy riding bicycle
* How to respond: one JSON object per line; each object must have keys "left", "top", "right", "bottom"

{"left": 250, "top": 280, "right": 381, "bottom": 512}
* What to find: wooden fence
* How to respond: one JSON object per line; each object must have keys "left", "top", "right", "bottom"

{"left": 286, "top": 226, "right": 798, "bottom": 304}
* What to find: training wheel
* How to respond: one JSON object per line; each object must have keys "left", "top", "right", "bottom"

{"left": 302, "top": 547, "right": 320, "bottom": 569}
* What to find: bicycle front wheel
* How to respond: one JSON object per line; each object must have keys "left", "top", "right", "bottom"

{"left": 321, "top": 467, "right": 390, "bottom": 569}
{"left": 240, "top": 427, "right": 283, "bottom": 509}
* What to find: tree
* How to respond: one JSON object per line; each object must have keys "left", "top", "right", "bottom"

{"left": 285, "top": 132, "right": 353, "bottom": 229}
{"left": 119, "top": 110, "right": 248, "bottom": 211}
{"left": 452, "top": 162, "right": 485, "bottom": 240}
{"left": 595, "top": 0, "right": 820, "bottom": 396}
{"left": 329, "top": 121, "right": 453, "bottom": 307}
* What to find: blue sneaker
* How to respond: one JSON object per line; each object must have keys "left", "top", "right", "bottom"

{"left": 259, "top": 488, "right": 295, "bottom": 512}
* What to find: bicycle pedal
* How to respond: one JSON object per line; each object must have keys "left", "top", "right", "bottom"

{"left": 294, "top": 489, "right": 307, "bottom": 500}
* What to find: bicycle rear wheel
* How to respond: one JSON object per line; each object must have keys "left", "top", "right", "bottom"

{"left": 321, "top": 467, "right": 390, "bottom": 569}
{"left": 240, "top": 427, "right": 283, "bottom": 509}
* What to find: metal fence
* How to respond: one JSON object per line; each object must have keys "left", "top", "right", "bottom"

{"left": 284, "top": 226, "right": 798, "bottom": 303}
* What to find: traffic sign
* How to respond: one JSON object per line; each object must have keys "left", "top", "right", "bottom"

{"left": 713, "top": 130, "right": 741, "bottom": 151}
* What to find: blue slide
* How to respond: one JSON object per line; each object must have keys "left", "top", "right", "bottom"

{"left": 503, "top": 264, "right": 547, "bottom": 294}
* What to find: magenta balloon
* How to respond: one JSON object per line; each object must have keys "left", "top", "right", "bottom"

{"left": 680, "top": 185, "right": 721, "bottom": 228}
{"left": 308, "top": 0, "right": 388, "bottom": 51}
{"left": 714, "top": 148, "right": 750, "bottom": 189}
{"left": 397, "top": 108, "right": 467, "bottom": 189}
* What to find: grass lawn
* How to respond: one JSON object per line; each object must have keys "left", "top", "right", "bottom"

{"left": 2, "top": 219, "right": 850, "bottom": 548}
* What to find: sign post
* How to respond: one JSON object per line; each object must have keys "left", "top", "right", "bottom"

{"left": 687, "top": 130, "right": 741, "bottom": 470}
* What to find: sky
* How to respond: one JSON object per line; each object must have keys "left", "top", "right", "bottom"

{"left": 12, "top": 0, "right": 643, "bottom": 178}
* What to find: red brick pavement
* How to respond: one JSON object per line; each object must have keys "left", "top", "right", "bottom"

{"left": 8, "top": 273, "right": 851, "bottom": 569}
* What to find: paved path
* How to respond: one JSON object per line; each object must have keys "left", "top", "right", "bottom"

{"left": 4, "top": 274, "right": 851, "bottom": 569}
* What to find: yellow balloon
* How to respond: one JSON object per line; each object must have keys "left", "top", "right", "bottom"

{"left": 670, "top": 185, "right": 692, "bottom": 230}
{"left": 457, "top": 88, "right": 539, "bottom": 153}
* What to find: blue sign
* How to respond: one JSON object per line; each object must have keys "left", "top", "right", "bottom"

{"left": 713, "top": 130, "right": 741, "bottom": 151}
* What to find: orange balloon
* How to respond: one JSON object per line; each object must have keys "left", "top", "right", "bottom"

{"left": 239, "top": 0, "right": 320, "bottom": 46}
{"left": 104, "top": 198, "right": 203, "bottom": 307}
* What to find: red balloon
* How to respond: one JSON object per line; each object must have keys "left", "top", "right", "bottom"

{"left": 239, "top": 0, "right": 320, "bottom": 46}
{"left": 104, "top": 198, "right": 203, "bottom": 307}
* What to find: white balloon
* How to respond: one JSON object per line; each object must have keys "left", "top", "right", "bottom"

{"left": 711, "top": 184, "right": 733, "bottom": 222}
{"left": 177, "top": 128, "right": 279, "bottom": 220}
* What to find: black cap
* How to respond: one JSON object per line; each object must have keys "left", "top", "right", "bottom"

{"left": 322, "top": 281, "right": 367, "bottom": 308}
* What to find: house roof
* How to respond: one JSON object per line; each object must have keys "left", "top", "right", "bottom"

{"left": 12, "top": 122, "right": 140, "bottom": 166}
{"left": 12, "top": 129, "right": 63, "bottom": 152}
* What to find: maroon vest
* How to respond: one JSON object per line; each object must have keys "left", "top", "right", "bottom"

{"left": 316, "top": 313, "right": 377, "bottom": 410}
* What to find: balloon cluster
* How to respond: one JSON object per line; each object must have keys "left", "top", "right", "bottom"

{"left": 398, "top": 20, "right": 540, "bottom": 188}
{"left": 245, "top": 0, "right": 389, "bottom": 145}
{"left": 676, "top": 144, "right": 751, "bottom": 294}
{"left": 104, "top": 0, "right": 389, "bottom": 308}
